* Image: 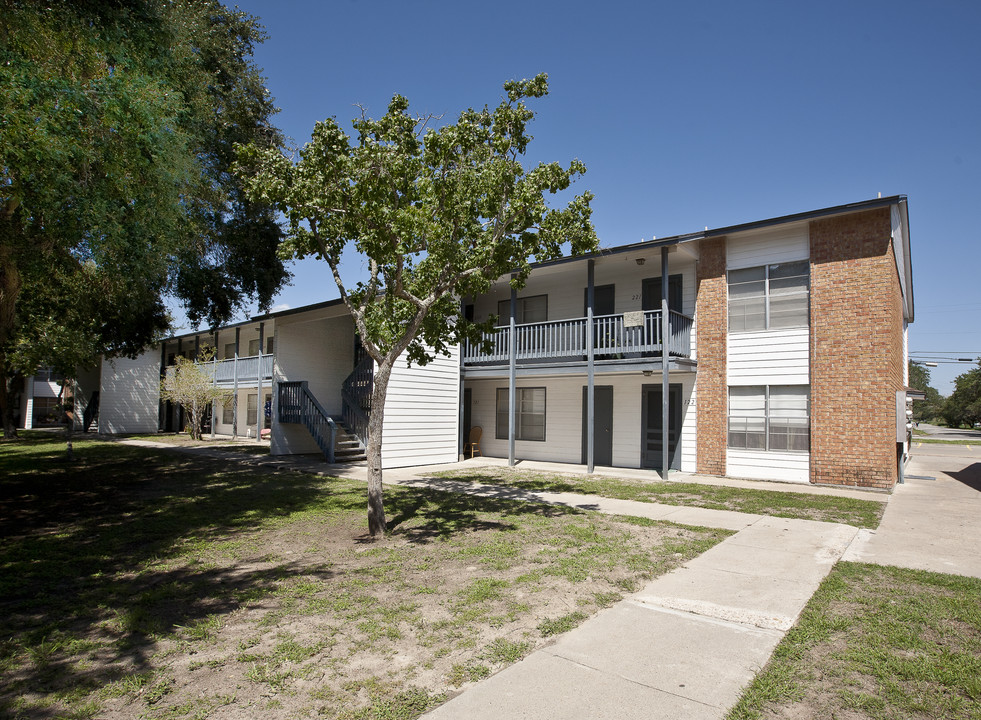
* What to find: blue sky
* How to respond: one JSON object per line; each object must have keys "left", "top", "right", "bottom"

{"left": 213, "top": 0, "right": 980, "bottom": 394}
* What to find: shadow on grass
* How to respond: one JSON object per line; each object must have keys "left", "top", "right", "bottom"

{"left": 0, "top": 435, "right": 359, "bottom": 717}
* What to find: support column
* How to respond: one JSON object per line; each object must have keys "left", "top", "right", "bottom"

{"left": 661, "top": 246, "right": 670, "bottom": 479}
{"left": 159, "top": 343, "right": 167, "bottom": 432}
{"left": 232, "top": 327, "right": 240, "bottom": 439}
{"left": 256, "top": 322, "right": 264, "bottom": 442}
{"left": 586, "top": 259, "right": 595, "bottom": 473}
{"left": 176, "top": 338, "right": 184, "bottom": 432}
{"left": 508, "top": 278, "right": 517, "bottom": 467}
{"left": 211, "top": 331, "right": 218, "bottom": 439}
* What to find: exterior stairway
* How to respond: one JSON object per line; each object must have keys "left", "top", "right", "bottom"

{"left": 331, "top": 418, "right": 366, "bottom": 462}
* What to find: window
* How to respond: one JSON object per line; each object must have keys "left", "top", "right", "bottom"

{"left": 496, "top": 387, "right": 546, "bottom": 441}
{"left": 248, "top": 339, "right": 260, "bottom": 356}
{"left": 247, "top": 394, "right": 258, "bottom": 426}
{"left": 728, "top": 385, "right": 809, "bottom": 452}
{"left": 222, "top": 400, "right": 234, "bottom": 425}
{"left": 266, "top": 336, "right": 274, "bottom": 355}
{"left": 728, "top": 261, "right": 809, "bottom": 332}
{"left": 497, "top": 294, "right": 547, "bottom": 325}
{"left": 224, "top": 343, "right": 236, "bottom": 359}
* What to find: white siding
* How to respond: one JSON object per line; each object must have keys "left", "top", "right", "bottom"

{"left": 726, "top": 223, "right": 809, "bottom": 270}
{"left": 382, "top": 346, "right": 460, "bottom": 469}
{"left": 727, "top": 449, "right": 809, "bottom": 483}
{"left": 466, "top": 372, "right": 696, "bottom": 471}
{"left": 727, "top": 329, "right": 809, "bottom": 385}
{"left": 271, "top": 310, "right": 355, "bottom": 456}
{"left": 99, "top": 350, "right": 160, "bottom": 434}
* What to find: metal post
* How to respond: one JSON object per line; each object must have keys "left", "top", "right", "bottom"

{"left": 459, "top": 299, "right": 466, "bottom": 461}
{"left": 176, "top": 338, "right": 184, "bottom": 432}
{"left": 661, "top": 246, "right": 670, "bottom": 479}
{"left": 508, "top": 278, "right": 517, "bottom": 467}
{"left": 587, "top": 259, "right": 595, "bottom": 473}
{"left": 159, "top": 342, "right": 167, "bottom": 432}
{"left": 256, "top": 322, "right": 264, "bottom": 442}
{"left": 211, "top": 330, "right": 218, "bottom": 439}
{"left": 232, "top": 327, "right": 240, "bottom": 439}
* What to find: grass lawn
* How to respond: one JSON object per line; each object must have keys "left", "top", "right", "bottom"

{"left": 912, "top": 438, "right": 981, "bottom": 446}
{"left": 127, "top": 433, "right": 272, "bottom": 455}
{"left": 0, "top": 434, "right": 730, "bottom": 720}
{"left": 727, "top": 562, "right": 981, "bottom": 719}
{"left": 434, "top": 467, "right": 886, "bottom": 529}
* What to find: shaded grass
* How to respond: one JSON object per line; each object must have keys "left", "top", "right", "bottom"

{"left": 0, "top": 434, "right": 730, "bottom": 720}
{"left": 435, "top": 467, "right": 886, "bottom": 529}
{"left": 727, "top": 562, "right": 981, "bottom": 720}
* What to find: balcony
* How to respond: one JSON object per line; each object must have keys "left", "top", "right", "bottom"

{"left": 462, "top": 310, "right": 693, "bottom": 371}
{"left": 196, "top": 355, "right": 274, "bottom": 385}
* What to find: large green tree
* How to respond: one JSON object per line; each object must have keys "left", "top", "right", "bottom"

{"left": 236, "top": 74, "right": 597, "bottom": 538}
{"left": 942, "top": 359, "right": 981, "bottom": 428}
{"left": 907, "top": 361, "right": 943, "bottom": 423}
{"left": 0, "top": 0, "right": 289, "bottom": 436}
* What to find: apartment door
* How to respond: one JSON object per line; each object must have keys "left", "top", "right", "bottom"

{"left": 582, "top": 385, "right": 614, "bottom": 467}
{"left": 462, "top": 388, "right": 473, "bottom": 456}
{"left": 641, "top": 384, "right": 682, "bottom": 469}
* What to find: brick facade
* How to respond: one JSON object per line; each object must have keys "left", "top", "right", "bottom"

{"left": 809, "top": 208, "right": 905, "bottom": 489}
{"left": 695, "top": 237, "right": 728, "bottom": 476}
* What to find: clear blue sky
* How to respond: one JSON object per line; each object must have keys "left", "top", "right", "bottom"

{"left": 212, "top": 0, "right": 981, "bottom": 394}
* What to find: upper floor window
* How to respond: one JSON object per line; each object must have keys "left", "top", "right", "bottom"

{"left": 248, "top": 339, "right": 260, "bottom": 356}
{"left": 498, "top": 295, "right": 547, "bottom": 325}
{"left": 728, "top": 261, "right": 809, "bottom": 332}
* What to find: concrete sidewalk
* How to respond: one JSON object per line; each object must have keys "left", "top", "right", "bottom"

{"left": 423, "top": 516, "right": 857, "bottom": 720}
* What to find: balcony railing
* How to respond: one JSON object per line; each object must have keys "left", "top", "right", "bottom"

{"left": 192, "top": 354, "right": 274, "bottom": 384}
{"left": 462, "top": 310, "right": 692, "bottom": 366}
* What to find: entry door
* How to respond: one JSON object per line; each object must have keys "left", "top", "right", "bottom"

{"left": 582, "top": 386, "right": 614, "bottom": 466}
{"left": 641, "top": 384, "right": 682, "bottom": 469}
{"left": 462, "top": 388, "right": 473, "bottom": 455}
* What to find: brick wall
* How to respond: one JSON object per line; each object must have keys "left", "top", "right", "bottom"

{"left": 809, "top": 207, "right": 905, "bottom": 489}
{"left": 695, "top": 237, "right": 728, "bottom": 475}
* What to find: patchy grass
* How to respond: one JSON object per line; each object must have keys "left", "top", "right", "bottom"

{"left": 727, "top": 562, "right": 981, "bottom": 720}
{"left": 125, "top": 433, "right": 272, "bottom": 454}
{"left": 435, "top": 467, "right": 886, "bottom": 529}
{"left": 0, "top": 434, "right": 730, "bottom": 720}
{"left": 912, "top": 438, "right": 981, "bottom": 446}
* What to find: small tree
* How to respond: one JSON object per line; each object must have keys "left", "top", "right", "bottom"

{"left": 160, "top": 352, "right": 230, "bottom": 441}
{"left": 942, "top": 359, "right": 981, "bottom": 428}
{"left": 236, "top": 74, "right": 597, "bottom": 538}
{"left": 908, "top": 361, "right": 943, "bottom": 423}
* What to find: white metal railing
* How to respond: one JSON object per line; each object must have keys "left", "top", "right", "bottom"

{"left": 462, "top": 310, "right": 693, "bottom": 365}
{"left": 193, "top": 354, "right": 274, "bottom": 384}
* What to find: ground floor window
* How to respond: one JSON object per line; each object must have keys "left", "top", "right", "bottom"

{"left": 247, "top": 393, "right": 258, "bottom": 426}
{"left": 222, "top": 400, "right": 234, "bottom": 425}
{"left": 496, "top": 387, "right": 546, "bottom": 441}
{"left": 728, "top": 385, "right": 809, "bottom": 452}
{"left": 32, "top": 397, "right": 62, "bottom": 426}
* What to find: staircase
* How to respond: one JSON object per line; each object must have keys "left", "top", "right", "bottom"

{"left": 277, "top": 357, "right": 373, "bottom": 464}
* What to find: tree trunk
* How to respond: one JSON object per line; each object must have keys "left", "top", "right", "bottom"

{"left": 0, "top": 236, "right": 23, "bottom": 440}
{"left": 366, "top": 358, "right": 394, "bottom": 539}
{"left": 0, "top": 366, "right": 18, "bottom": 439}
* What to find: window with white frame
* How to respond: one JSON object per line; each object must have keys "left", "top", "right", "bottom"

{"left": 222, "top": 400, "right": 234, "bottom": 425}
{"left": 224, "top": 343, "right": 236, "bottom": 359}
{"left": 496, "top": 387, "right": 546, "bottom": 441}
{"left": 728, "top": 385, "right": 809, "bottom": 452}
{"left": 247, "top": 393, "right": 258, "bottom": 426}
{"left": 728, "top": 261, "right": 809, "bottom": 332}
{"left": 248, "top": 339, "right": 260, "bottom": 356}
{"left": 497, "top": 295, "right": 547, "bottom": 325}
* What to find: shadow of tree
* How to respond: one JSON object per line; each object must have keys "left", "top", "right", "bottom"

{"left": 0, "top": 436, "right": 360, "bottom": 717}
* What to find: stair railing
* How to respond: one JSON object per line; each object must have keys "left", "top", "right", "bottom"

{"left": 277, "top": 381, "right": 336, "bottom": 463}
{"left": 340, "top": 356, "right": 373, "bottom": 448}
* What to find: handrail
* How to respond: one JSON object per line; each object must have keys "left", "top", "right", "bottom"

{"left": 192, "top": 355, "right": 274, "bottom": 383}
{"left": 462, "top": 309, "right": 693, "bottom": 364}
{"left": 340, "top": 356, "right": 373, "bottom": 447}
{"left": 277, "top": 380, "right": 336, "bottom": 463}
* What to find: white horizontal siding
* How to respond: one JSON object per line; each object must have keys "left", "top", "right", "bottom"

{"left": 381, "top": 346, "right": 460, "bottom": 469}
{"left": 727, "top": 449, "right": 809, "bottom": 483}
{"left": 726, "top": 223, "right": 809, "bottom": 270}
{"left": 99, "top": 350, "right": 160, "bottom": 434}
{"left": 680, "top": 376, "right": 697, "bottom": 473}
{"left": 466, "top": 372, "right": 696, "bottom": 470}
{"left": 727, "top": 329, "right": 810, "bottom": 385}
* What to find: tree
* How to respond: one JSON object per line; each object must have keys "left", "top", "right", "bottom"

{"left": 160, "top": 351, "right": 231, "bottom": 441}
{"left": 0, "top": 0, "right": 289, "bottom": 438}
{"left": 236, "top": 74, "right": 597, "bottom": 538}
{"left": 908, "top": 361, "right": 943, "bottom": 423}
{"left": 942, "top": 359, "right": 981, "bottom": 428}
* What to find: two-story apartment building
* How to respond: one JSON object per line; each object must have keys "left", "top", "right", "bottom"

{"left": 84, "top": 195, "right": 914, "bottom": 490}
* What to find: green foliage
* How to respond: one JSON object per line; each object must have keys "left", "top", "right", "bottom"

{"left": 908, "top": 361, "right": 945, "bottom": 422}
{"left": 941, "top": 359, "right": 981, "bottom": 428}
{"left": 0, "top": 0, "right": 288, "bottom": 433}
{"left": 235, "top": 72, "right": 596, "bottom": 369}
